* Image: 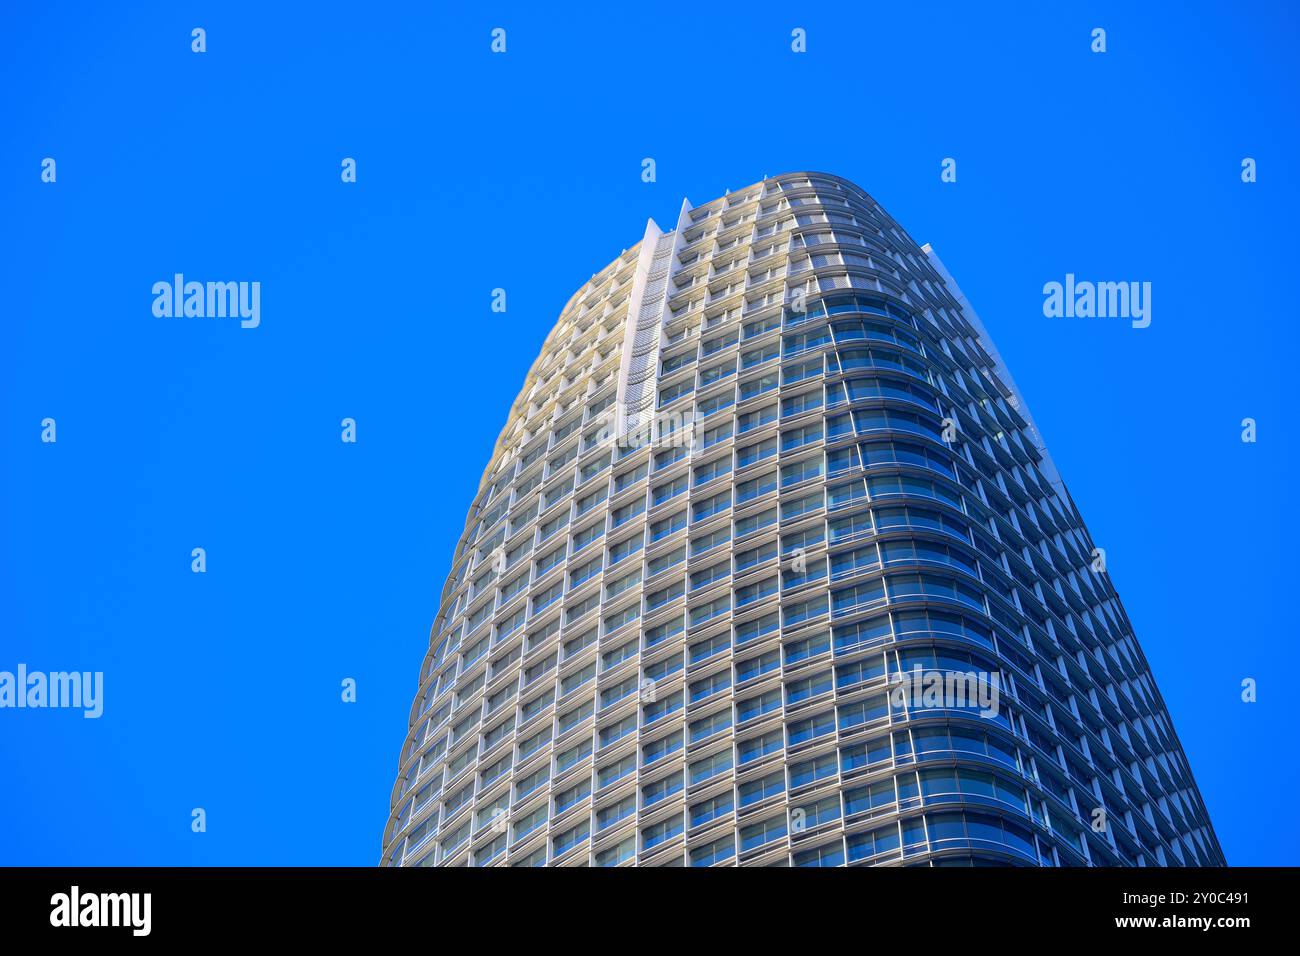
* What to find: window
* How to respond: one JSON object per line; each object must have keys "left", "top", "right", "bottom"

{"left": 740, "top": 815, "right": 788, "bottom": 852}
{"left": 643, "top": 816, "right": 684, "bottom": 849}
{"left": 690, "top": 835, "right": 735, "bottom": 867}
{"left": 736, "top": 649, "right": 780, "bottom": 683}
{"left": 647, "top": 545, "right": 686, "bottom": 577}
{"left": 642, "top": 729, "right": 684, "bottom": 765}
{"left": 643, "top": 691, "right": 684, "bottom": 727}
{"left": 554, "top": 778, "right": 591, "bottom": 813}
{"left": 786, "top": 670, "right": 833, "bottom": 704}
{"left": 736, "top": 471, "right": 777, "bottom": 504}
{"left": 739, "top": 729, "right": 783, "bottom": 764}
{"left": 793, "top": 841, "right": 844, "bottom": 867}
{"left": 739, "top": 372, "right": 779, "bottom": 401}
{"left": 650, "top": 510, "right": 686, "bottom": 542}
{"left": 788, "top": 711, "right": 834, "bottom": 745}
{"left": 596, "top": 836, "right": 635, "bottom": 866}
{"left": 735, "top": 508, "right": 777, "bottom": 537}
{"left": 737, "top": 688, "right": 781, "bottom": 722}
{"left": 781, "top": 456, "right": 823, "bottom": 487}
{"left": 690, "top": 595, "right": 731, "bottom": 627}
{"left": 690, "top": 792, "right": 734, "bottom": 826}
{"left": 689, "top": 670, "right": 731, "bottom": 703}
{"left": 691, "top": 527, "right": 731, "bottom": 556}
{"left": 738, "top": 405, "right": 777, "bottom": 433}
{"left": 653, "top": 475, "right": 688, "bottom": 506}
{"left": 737, "top": 437, "right": 777, "bottom": 468}
{"left": 642, "top": 772, "right": 684, "bottom": 808}
{"left": 690, "top": 750, "right": 733, "bottom": 784}
{"left": 553, "top": 821, "right": 590, "bottom": 856}
{"left": 791, "top": 752, "right": 838, "bottom": 788}
{"left": 739, "top": 770, "right": 785, "bottom": 807}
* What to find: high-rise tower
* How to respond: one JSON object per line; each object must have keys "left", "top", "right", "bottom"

{"left": 381, "top": 173, "right": 1223, "bottom": 867}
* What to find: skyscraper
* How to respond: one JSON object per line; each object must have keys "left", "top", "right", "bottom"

{"left": 381, "top": 173, "right": 1223, "bottom": 867}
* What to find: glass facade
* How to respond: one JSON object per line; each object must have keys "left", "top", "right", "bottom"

{"left": 380, "top": 172, "right": 1223, "bottom": 868}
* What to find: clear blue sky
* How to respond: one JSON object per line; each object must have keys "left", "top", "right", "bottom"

{"left": 1, "top": 1, "right": 1295, "bottom": 865}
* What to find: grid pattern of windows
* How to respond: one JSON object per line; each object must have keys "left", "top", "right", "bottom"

{"left": 381, "top": 173, "right": 1223, "bottom": 868}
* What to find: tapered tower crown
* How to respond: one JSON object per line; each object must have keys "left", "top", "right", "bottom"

{"left": 382, "top": 173, "right": 1223, "bottom": 868}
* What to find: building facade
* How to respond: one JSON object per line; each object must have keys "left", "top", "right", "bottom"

{"left": 381, "top": 172, "right": 1223, "bottom": 867}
